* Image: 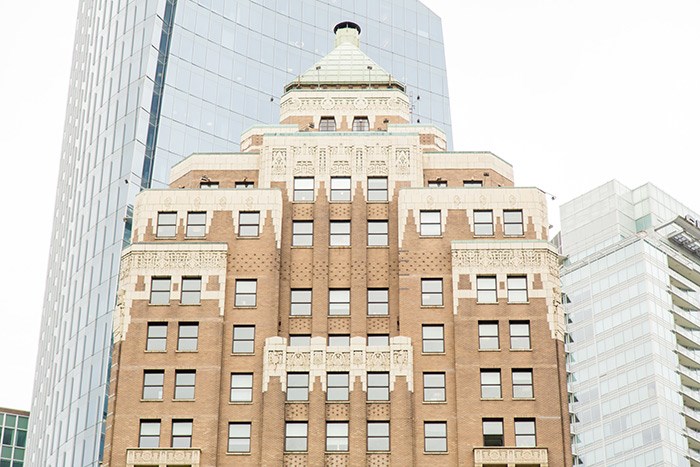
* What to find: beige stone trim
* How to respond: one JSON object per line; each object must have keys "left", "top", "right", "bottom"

{"left": 132, "top": 188, "right": 283, "bottom": 247}
{"left": 263, "top": 336, "right": 413, "bottom": 393}
{"left": 125, "top": 448, "right": 201, "bottom": 466}
{"left": 113, "top": 243, "right": 228, "bottom": 342}
{"left": 473, "top": 447, "right": 548, "bottom": 466}
{"left": 451, "top": 241, "right": 565, "bottom": 341}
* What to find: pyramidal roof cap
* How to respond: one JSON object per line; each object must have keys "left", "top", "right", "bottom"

{"left": 285, "top": 22, "right": 404, "bottom": 92}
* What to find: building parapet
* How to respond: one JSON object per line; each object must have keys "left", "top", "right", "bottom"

{"left": 169, "top": 152, "right": 259, "bottom": 183}
{"left": 422, "top": 151, "right": 513, "bottom": 182}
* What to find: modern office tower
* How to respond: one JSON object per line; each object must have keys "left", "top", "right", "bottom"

{"left": 0, "top": 407, "right": 29, "bottom": 467}
{"left": 30, "top": 1, "right": 452, "bottom": 466}
{"left": 560, "top": 180, "right": 700, "bottom": 466}
{"left": 103, "top": 23, "right": 570, "bottom": 467}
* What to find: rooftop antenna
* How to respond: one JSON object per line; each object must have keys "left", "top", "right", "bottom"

{"left": 367, "top": 65, "right": 372, "bottom": 89}
{"left": 316, "top": 65, "right": 321, "bottom": 89}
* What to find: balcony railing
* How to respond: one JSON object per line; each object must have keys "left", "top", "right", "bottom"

{"left": 474, "top": 447, "right": 549, "bottom": 466}
{"left": 125, "top": 448, "right": 201, "bottom": 467}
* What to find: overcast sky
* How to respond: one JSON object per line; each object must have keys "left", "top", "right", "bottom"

{"left": 0, "top": 1, "right": 698, "bottom": 411}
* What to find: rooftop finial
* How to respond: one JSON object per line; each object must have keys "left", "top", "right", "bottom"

{"left": 334, "top": 21, "right": 361, "bottom": 48}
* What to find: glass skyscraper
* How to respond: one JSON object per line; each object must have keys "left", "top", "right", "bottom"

{"left": 28, "top": 1, "right": 452, "bottom": 465}
{"left": 560, "top": 180, "right": 700, "bottom": 466}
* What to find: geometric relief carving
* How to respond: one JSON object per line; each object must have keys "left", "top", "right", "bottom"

{"left": 451, "top": 249, "right": 550, "bottom": 269}
{"left": 272, "top": 148, "right": 287, "bottom": 175}
{"left": 473, "top": 448, "right": 549, "bottom": 465}
{"left": 330, "top": 160, "right": 351, "bottom": 175}
{"left": 120, "top": 250, "right": 228, "bottom": 273}
{"left": 126, "top": 449, "right": 201, "bottom": 466}
{"left": 395, "top": 148, "right": 410, "bottom": 175}
{"left": 367, "top": 160, "right": 388, "bottom": 176}
{"left": 262, "top": 337, "right": 413, "bottom": 393}
{"left": 294, "top": 160, "right": 314, "bottom": 176}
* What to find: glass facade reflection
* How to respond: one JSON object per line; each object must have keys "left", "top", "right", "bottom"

{"left": 561, "top": 180, "right": 700, "bottom": 466}
{"left": 28, "top": 1, "right": 452, "bottom": 466}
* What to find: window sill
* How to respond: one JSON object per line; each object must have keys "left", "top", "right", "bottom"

{"left": 326, "top": 401, "right": 350, "bottom": 405}
{"left": 473, "top": 235, "right": 495, "bottom": 238}
{"left": 329, "top": 200, "right": 352, "bottom": 204}
{"left": 507, "top": 301, "right": 530, "bottom": 305}
{"left": 420, "top": 305, "right": 445, "bottom": 309}
{"left": 185, "top": 236, "right": 207, "bottom": 239}
{"left": 419, "top": 235, "right": 443, "bottom": 239}
{"left": 329, "top": 245, "right": 351, "bottom": 249}
{"left": 140, "top": 399, "right": 163, "bottom": 402}
{"left": 234, "top": 306, "right": 258, "bottom": 309}
{"left": 175, "top": 350, "right": 198, "bottom": 353}
{"left": 289, "top": 314, "right": 312, "bottom": 318}
{"left": 155, "top": 236, "right": 177, "bottom": 239}
{"left": 237, "top": 236, "right": 260, "bottom": 240}
{"left": 229, "top": 401, "right": 253, "bottom": 405}
{"left": 284, "top": 451, "right": 308, "bottom": 455}
{"left": 145, "top": 350, "right": 167, "bottom": 353}
{"left": 421, "top": 352, "right": 446, "bottom": 356}
{"left": 510, "top": 349, "right": 532, "bottom": 352}
{"left": 480, "top": 398, "right": 503, "bottom": 401}
{"left": 179, "top": 303, "right": 202, "bottom": 306}
{"left": 325, "top": 451, "right": 349, "bottom": 455}
{"left": 367, "top": 314, "right": 390, "bottom": 317}
{"left": 366, "top": 400, "right": 390, "bottom": 404}
{"left": 424, "top": 451, "right": 449, "bottom": 455}
{"left": 231, "top": 352, "right": 256, "bottom": 356}
{"left": 148, "top": 303, "right": 171, "bottom": 306}
{"left": 367, "top": 245, "right": 389, "bottom": 249}
{"left": 476, "top": 302, "right": 498, "bottom": 305}
{"left": 479, "top": 348, "right": 501, "bottom": 352}
{"left": 292, "top": 200, "right": 315, "bottom": 204}
{"left": 504, "top": 234, "right": 525, "bottom": 238}
{"left": 328, "top": 314, "right": 351, "bottom": 318}
{"left": 226, "top": 452, "right": 251, "bottom": 456}
{"left": 172, "top": 398, "right": 195, "bottom": 402}
{"left": 285, "top": 401, "right": 310, "bottom": 405}
{"left": 422, "top": 401, "right": 447, "bottom": 404}
{"left": 366, "top": 201, "right": 389, "bottom": 204}
{"left": 368, "top": 451, "right": 391, "bottom": 454}
{"left": 291, "top": 245, "right": 313, "bottom": 249}
{"left": 513, "top": 398, "right": 536, "bottom": 401}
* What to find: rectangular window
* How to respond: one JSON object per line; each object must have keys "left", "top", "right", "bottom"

{"left": 174, "top": 370, "right": 196, "bottom": 400}
{"left": 507, "top": 276, "right": 528, "bottom": 303}
{"left": 232, "top": 325, "right": 255, "bottom": 353}
{"left": 483, "top": 419, "right": 504, "bottom": 446}
{"left": 238, "top": 211, "right": 260, "bottom": 237}
{"left": 228, "top": 422, "right": 251, "bottom": 453}
{"left": 367, "top": 422, "right": 389, "bottom": 451}
{"left": 476, "top": 276, "right": 497, "bottom": 303}
{"left": 474, "top": 210, "right": 494, "bottom": 236}
{"left": 139, "top": 420, "right": 160, "bottom": 448}
{"left": 200, "top": 181, "right": 219, "bottom": 189}
{"left": 504, "top": 210, "right": 524, "bottom": 236}
{"left": 330, "top": 220, "right": 351, "bottom": 246}
{"left": 150, "top": 277, "right": 171, "bottom": 305}
{"left": 186, "top": 212, "right": 206, "bottom": 237}
{"left": 352, "top": 116, "right": 370, "bottom": 131}
{"left": 289, "top": 334, "right": 311, "bottom": 346}
{"left": 142, "top": 371, "right": 164, "bottom": 400}
{"left": 419, "top": 210, "right": 441, "bottom": 236}
{"left": 177, "top": 322, "right": 198, "bottom": 351}
{"left": 286, "top": 373, "right": 309, "bottom": 401}
{"left": 367, "top": 372, "right": 389, "bottom": 401}
{"left": 235, "top": 279, "right": 257, "bottom": 307}
{"left": 156, "top": 212, "right": 177, "bottom": 237}
{"left": 480, "top": 370, "right": 501, "bottom": 399}
{"left": 510, "top": 321, "right": 531, "bottom": 350}
{"left": 330, "top": 176, "right": 351, "bottom": 201}
{"left": 146, "top": 323, "right": 167, "bottom": 351}
{"left": 230, "top": 373, "right": 253, "bottom": 402}
{"left": 293, "top": 177, "right": 314, "bottom": 201}
{"left": 513, "top": 369, "right": 534, "bottom": 398}
{"left": 367, "top": 177, "right": 388, "bottom": 202}
{"left": 290, "top": 289, "right": 312, "bottom": 316}
{"left": 327, "top": 372, "right": 350, "bottom": 401}
{"left": 180, "top": 277, "right": 201, "bottom": 305}
{"left": 423, "top": 373, "right": 446, "bottom": 402}
{"left": 171, "top": 420, "right": 192, "bottom": 448}
{"left": 285, "top": 422, "right": 308, "bottom": 452}
{"left": 422, "top": 325, "right": 444, "bottom": 353}
{"left": 292, "top": 221, "right": 313, "bottom": 246}
{"left": 367, "top": 334, "right": 390, "bottom": 346}
{"left": 367, "top": 220, "right": 389, "bottom": 246}
{"left": 428, "top": 180, "right": 447, "bottom": 187}
{"left": 319, "top": 116, "right": 336, "bottom": 131}
{"left": 367, "top": 288, "right": 389, "bottom": 315}
{"left": 329, "top": 289, "right": 350, "bottom": 316}
{"left": 463, "top": 180, "right": 483, "bottom": 187}
{"left": 326, "top": 422, "right": 349, "bottom": 451}
{"left": 515, "top": 419, "right": 536, "bottom": 447}
{"left": 235, "top": 180, "right": 254, "bottom": 189}
{"left": 328, "top": 334, "right": 350, "bottom": 346}
{"left": 478, "top": 321, "right": 499, "bottom": 350}
{"left": 424, "top": 422, "right": 447, "bottom": 452}
{"left": 421, "top": 278, "right": 443, "bottom": 306}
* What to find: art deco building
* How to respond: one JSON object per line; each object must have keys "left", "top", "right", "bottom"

{"left": 561, "top": 181, "right": 700, "bottom": 466}
{"left": 30, "top": 1, "right": 452, "bottom": 465}
{"left": 104, "top": 23, "right": 570, "bottom": 467}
